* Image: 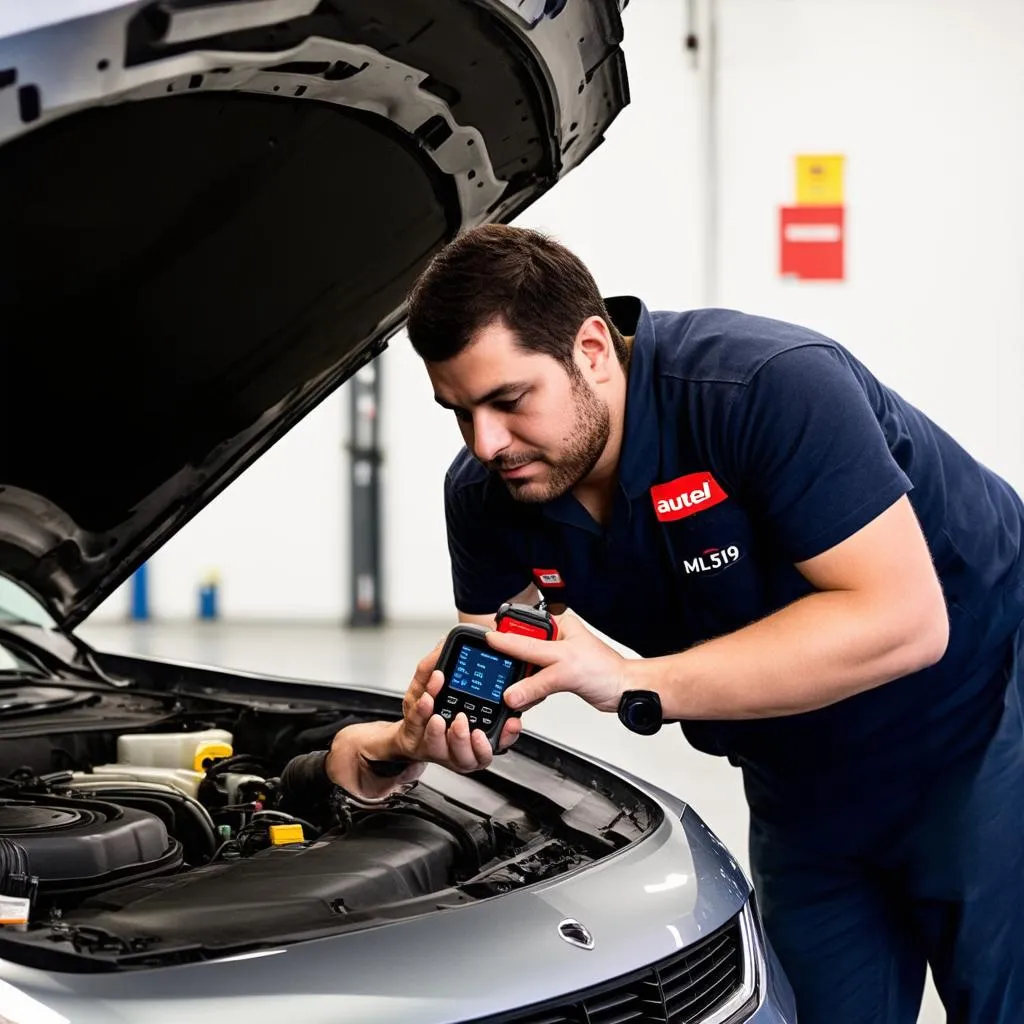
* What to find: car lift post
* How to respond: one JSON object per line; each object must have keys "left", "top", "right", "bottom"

{"left": 348, "top": 362, "right": 384, "bottom": 626}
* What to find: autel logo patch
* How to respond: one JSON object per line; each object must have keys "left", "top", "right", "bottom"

{"left": 684, "top": 546, "right": 741, "bottom": 575}
{"left": 650, "top": 472, "right": 728, "bottom": 522}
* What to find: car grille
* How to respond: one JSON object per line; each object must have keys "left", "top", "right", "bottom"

{"left": 479, "top": 914, "right": 745, "bottom": 1024}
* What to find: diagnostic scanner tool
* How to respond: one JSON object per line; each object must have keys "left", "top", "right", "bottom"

{"left": 432, "top": 604, "right": 557, "bottom": 747}
{"left": 495, "top": 601, "right": 559, "bottom": 647}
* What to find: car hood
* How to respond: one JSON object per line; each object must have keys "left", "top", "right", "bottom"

{"left": 0, "top": 0, "right": 629, "bottom": 628}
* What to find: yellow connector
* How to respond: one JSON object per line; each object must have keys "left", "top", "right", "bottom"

{"left": 193, "top": 741, "right": 233, "bottom": 772}
{"left": 269, "top": 823, "right": 305, "bottom": 845}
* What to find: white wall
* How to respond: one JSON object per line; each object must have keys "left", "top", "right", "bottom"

{"left": 715, "top": 0, "right": 1024, "bottom": 492}
{"left": 90, "top": 0, "right": 1024, "bottom": 624}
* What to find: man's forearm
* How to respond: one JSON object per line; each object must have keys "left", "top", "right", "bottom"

{"left": 628, "top": 589, "right": 949, "bottom": 721}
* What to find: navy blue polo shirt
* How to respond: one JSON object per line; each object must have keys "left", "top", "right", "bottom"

{"left": 444, "top": 296, "right": 1024, "bottom": 796}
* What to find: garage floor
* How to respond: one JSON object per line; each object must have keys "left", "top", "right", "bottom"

{"left": 79, "top": 621, "right": 944, "bottom": 1023}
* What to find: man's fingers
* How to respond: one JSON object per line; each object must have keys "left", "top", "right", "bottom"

{"left": 551, "top": 611, "right": 583, "bottom": 638}
{"left": 514, "top": 697, "right": 544, "bottom": 713}
{"left": 446, "top": 713, "right": 484, "bottom": 772}
{"left": 404, "top": 657, "right": 436, "bottom": 717}
{"left": 412, "top": 690, "right": 435, "bottom": 724}
{"left": 413, "top": 686, "right": 522, "bottom": 772}
{"left": 496, "top": 718, "right": 522, "bottom": 752}
{"left": 422, "top": 712, "right": 476, "bottom": 771}
{"left": 405, "top": 671, "right": 442, "bottom": 729}
{"left": 485, "top": 629, "right": 561, "bottom": 667}
{"left": 503, "top": 666, "right": 566, "bottom": 710}
{"left": 424, "top": 669, "right": 445, "bottom": 698}
{"left": 414, "top": 639, "right": 445, "bottom": 684}
{"left": 468, "top": 728, "right": 495, "bottom": 767}
{"left": 421, "top": 713, "right": 453, "bottom": 763}
{"left": 392, "top": 690, "right": 433, "bottom": 758}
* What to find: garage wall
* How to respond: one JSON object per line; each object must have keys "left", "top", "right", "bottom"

{"left": 89, "top": 0, "right": 1024, "bottom": 623}
{"left": 714, "top": 0, "right": 1024, "bottom": 493}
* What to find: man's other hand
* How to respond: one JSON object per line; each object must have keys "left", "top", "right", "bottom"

{"left": 324, "top": 638, "right": 522, "bottom": 800}
{"left": 324, "top": 721, "right": 427, "bottom": 800}
{"left": 395, "top": 641, "right": 522, "bottom": 771}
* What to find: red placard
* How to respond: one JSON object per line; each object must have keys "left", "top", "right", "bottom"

{"left": 779, "top": 205, "right": 845, "bottom": 281}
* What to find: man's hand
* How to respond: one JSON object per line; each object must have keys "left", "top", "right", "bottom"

{"left": 324, "top": 721, "right": 427, "bottom": 800}
{"left": 487, "top": 614, "right": 629, "bottom": 714}
{"left": 324, "top": 638, "right": 522, "bottom": 800}
{"left": 393, "top": 641, "right": 522, "bottom": 768}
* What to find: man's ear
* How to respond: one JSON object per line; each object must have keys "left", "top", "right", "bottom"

{"left": 575, "top": 316, "right": 615, "bottom": 382}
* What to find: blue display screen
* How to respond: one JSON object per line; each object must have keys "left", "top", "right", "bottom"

{"left": 448, "top": 643, "right": 515, "bottom": 704}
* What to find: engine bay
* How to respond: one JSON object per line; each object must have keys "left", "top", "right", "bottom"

{"left": 0, "top": 676, "right": 660, "bottom": 972}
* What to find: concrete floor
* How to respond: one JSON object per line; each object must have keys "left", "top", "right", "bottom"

{"left": 79, "top": 621, "right": 944, "bottom": 1023}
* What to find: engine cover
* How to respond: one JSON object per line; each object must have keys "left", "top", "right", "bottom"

{"left": 0, "top": 793, "right": 182, "bottom": 903}
{"left": 56, "top": 811, "right": 463, "bottom": 953}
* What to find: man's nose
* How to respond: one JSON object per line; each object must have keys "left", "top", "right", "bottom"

{"left": 472, "top": 412, "right": 511, "bottom": 463}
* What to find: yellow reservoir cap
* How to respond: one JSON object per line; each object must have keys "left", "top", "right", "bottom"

{"left": 269, "top": 823, "right": 305, "bottom": 845}
{"left": 193, "top": 741, "right": 233, "bottom": 771}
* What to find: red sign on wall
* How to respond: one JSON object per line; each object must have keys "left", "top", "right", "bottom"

{"left": 779, "top": 205, "right": 845, "bottom": 281}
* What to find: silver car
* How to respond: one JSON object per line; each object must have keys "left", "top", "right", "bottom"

{"left": 0, "top": 2, "right": 796, "bottom": 1022}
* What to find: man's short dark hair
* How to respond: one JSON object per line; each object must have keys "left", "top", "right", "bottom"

{"left": 406, "top": 224, "right": 627, "bottom": 367}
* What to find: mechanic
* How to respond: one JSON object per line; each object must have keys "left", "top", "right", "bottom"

{"left": 362, "top": 222, "right": 1023, "bottom": 1024}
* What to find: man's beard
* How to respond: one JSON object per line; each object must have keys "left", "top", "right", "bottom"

{"left": 488, "top": 373, "right": 610, "bottom": 503}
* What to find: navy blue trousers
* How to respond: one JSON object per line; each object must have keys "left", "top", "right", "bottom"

{"left": 748, "top": 639, "right": 1024, "bottom": 1023}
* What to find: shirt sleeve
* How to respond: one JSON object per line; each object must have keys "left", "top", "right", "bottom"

{"left": 445, "top": 471, "right": 531, "bottom": 615}
{"left": 720, "top": 343, "right": 913, "bottom": 563}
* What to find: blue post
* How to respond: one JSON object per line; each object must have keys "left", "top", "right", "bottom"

{"left": 198, "top": 572, "right": 219, "bottom": 621}
{"left": 130, "top": 563, "right": 149, "bottom": 621}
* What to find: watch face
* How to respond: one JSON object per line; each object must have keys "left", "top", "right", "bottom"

{"left": 622, "top": 693, "right": 661, "bottom": 735}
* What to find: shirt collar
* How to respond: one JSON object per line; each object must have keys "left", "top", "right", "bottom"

{"left": 606, "top": 295, "right": 662, "bottom": 500}
{"left": 541, "top": 296, "right": 661, "bottom": 529}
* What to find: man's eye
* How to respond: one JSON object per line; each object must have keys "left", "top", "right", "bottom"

{"left": 453, "top": 409, "right": 472, "bottom": 424}
{"left": 494, "top": 395, "right": 525, "bottom": 413}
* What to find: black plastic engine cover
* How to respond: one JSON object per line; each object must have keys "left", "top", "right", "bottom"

{"left": 0, "top": 794, "right": 182, "bottom": 901}
{"left": 67, "top": 812, "right": 461, "bottom": 950}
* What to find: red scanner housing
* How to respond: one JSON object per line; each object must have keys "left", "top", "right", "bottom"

{"left": 495, "top": 603, "right": 558, "bottom": 673}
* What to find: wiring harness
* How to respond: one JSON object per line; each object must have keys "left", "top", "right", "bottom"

{"left": 0, "top": 836, "right": 38, "bottom": 906}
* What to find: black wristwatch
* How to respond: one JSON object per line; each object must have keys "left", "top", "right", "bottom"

{"left": 617, "top": 689, "right": 663, "bottom": 735}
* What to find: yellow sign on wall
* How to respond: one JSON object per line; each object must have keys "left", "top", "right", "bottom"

{"left": 796, "top": 154, "right": 845, "bottom": 205}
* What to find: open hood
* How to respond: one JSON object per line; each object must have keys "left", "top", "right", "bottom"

{"left": 0, "top": 0, "right": 629, "bottom": 627}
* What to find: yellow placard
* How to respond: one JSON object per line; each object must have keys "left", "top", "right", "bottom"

{"left": 796, "top": 154, "right": 845, "bottom": 206}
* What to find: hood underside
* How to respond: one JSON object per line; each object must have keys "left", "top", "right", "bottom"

{"left": 0, "top": 0, "right": 629, "bottom": 626}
